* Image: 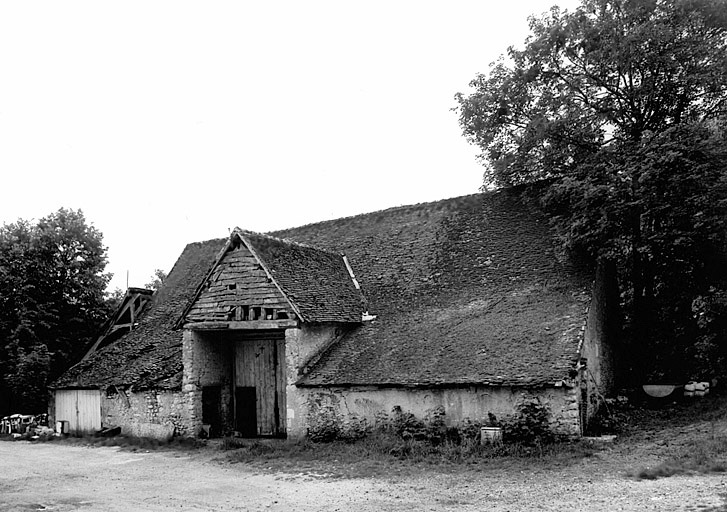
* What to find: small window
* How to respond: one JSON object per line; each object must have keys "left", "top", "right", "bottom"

{"left": 228, "top": 284, "right": 237, "bottom": 291}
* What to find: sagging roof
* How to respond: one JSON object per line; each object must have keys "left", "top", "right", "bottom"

{"left": 272, "top": 189, "right": 591, "bottom": 387}
{"left": 81, "top": 287, "right": 154, "bottom": 362}
{"left": 54, "top": 186, "right": 591, "bottom": 390}
{"left": 53, "top": 239, "right": 223, "bottom": 390}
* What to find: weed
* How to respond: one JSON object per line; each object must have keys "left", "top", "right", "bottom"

{"left": 220, "top": 429, "right": 596, "bottom": 476}
{"left": 632, "top": 434, "right": 727, "bottom": 480}
{"left": 586, "top": 401, "right": 630, "bottom": 436}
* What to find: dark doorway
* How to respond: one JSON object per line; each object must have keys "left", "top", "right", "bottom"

{"left": 235, "top": 386, "right": 257, "bottom": 437}
{"left": 202, "top": 386, "right": 222, "bottom": 437}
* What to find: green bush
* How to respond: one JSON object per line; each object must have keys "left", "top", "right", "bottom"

{"left": 306, "top": 401, "right": 343, "bottom": 442}
{"left": 338, "top": 415, "right": 372, "bottom": 442}
{"left": 306, "top": 401, "right": 557, "bottom": 448}
{"left": 500, "top": 399, "right": 555, "bottom": 446}
{"left": 306, "top": 398, "right": 372, "bottom": 443}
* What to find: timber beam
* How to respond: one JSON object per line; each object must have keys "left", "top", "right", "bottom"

{"left": 183, "top": 319, "right": 299, "bottom": 331}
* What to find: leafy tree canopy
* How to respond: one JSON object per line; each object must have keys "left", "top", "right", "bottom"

{"left": 0, "top": 209, "right": 112, "bottom": 414}
{"left": 145, "top": 269, "right": 167, "bottom": 292}
{"left": 458, "top": 0, "right": 727, "bottom": 185}
{"left": 456, "top": 0, "right": 727, "bottom": 381}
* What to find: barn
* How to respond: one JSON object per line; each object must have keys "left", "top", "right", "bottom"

{"left": 51, "top": 187, "right": 618, "bottom": 438}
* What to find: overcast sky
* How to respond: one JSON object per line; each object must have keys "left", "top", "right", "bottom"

{"left": 0, "top": 0, "right": 580, "bottom": 292}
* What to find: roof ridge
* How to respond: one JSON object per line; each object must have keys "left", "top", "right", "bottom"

{"left": 234, "top": 227, "right": 345, "bottom": 258}
{"left": 269, "top": 192, "right": 493, "bottom": 234}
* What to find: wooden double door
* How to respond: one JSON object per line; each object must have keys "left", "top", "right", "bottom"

{"left": 233, "top": 335, "right": 286, "bottom": 437}
{"left": 55, "top": 389, "right": 101, "bottom": 435}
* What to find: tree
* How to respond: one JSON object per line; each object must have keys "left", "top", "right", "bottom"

{"left": 456, "top": 0, "right": 727, "bottom": 381}
{"left": 144, "top": 269, "right": 167, "bottom": 292}
{"left": 0, "top": 209, "right": 112, "bottom": 414}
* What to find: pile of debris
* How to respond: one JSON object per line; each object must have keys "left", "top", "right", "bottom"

{"left": 1, "top": 413, "right": 53, "bottom": 439}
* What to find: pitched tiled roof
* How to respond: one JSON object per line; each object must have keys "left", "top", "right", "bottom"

{"left": 52, "top": 239, "right": 224, "bottom": 390}
{"left": 271, "top": 188, "right": 591, "bottom": 387}
{"left": 240, "top": 231, "right": 366, "bottom": 323}
{"left": 55, "top": 186, "right": 591, "bottom": 390}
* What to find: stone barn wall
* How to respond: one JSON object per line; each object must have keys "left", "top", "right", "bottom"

{"left": 284, "top": 325, "right": 346, "bottom": 436}
{"left": 101, "top": 388, "right": 185, "bottom": 439}
{"left": 181, "top": 329, "right": 234, "bottom": 437}
{"left": 579, "top": 262, "right": 620, "bottom": 429}
{"left": 293, "top": 384, "right": 581, "bottom": 439}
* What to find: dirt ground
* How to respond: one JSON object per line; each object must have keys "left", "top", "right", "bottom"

{"left": 1, "top": 440, "right": 726, "bottom": 512}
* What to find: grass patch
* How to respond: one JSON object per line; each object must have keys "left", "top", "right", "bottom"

{"left": 631, "top": 435, "right": 727, "bottom": 480}
{"left": 1, "top": 432, "right": 205, "bottom": 451}
{"left": 61, "top": 434, "right": 206, "bottom": 451}
{"left": 621, "top": 390, "right": 727, "bottom": 438}
{"left": 220, "top": 433, "right": 596, "bottom": 478}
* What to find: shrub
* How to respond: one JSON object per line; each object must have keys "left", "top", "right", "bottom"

{"left": 389, "top": 405, "right": 426, "bottom": 440}
{"left": 500, "top": 399, "right": 555, "bottom": 446}
{"left": 305, "top": 396, "right": 371, "bottom": 443}
{"left": 586, "top": 399, "right": 629, "bottom": 435}
{"left": 306, "top": 401, "right": 343, "bottom": 443}
{"left": 338, "top": 415, "right": 372, "bottom": 443}
{"left": 305, "top": 400, "right": 559, "bottom": 450}
{"left": 454, "top": 417, "right": 484, "bottom": 443}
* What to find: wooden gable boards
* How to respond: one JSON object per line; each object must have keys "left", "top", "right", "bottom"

{"left": 182, "top": 232, "right": 300, "bottom": 325}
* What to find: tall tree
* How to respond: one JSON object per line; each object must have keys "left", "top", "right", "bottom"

{"left": 456, "top": 0, "right": 727, "bottom": 380}
{"left": 0, "top": 209, "right": 111, "bottom": 413}
{"left": 144, "top": 269, "right": 167, "bottom": 292}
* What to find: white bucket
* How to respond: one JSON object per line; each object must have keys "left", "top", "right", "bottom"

{"left": 480, "top": 426, "right": 503, "bottom": 445}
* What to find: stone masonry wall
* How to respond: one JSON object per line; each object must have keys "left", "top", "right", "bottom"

{"left": 580, "top": 262, "right": 619, "bottom": 427}
{"left": 178, "top": 325, "right": 345, "bottom": 437}
{"left": 285, "top": 325, "right": 345, "bottom": 436}
{"left": 179, "top": 324, "right": 582, "bottom": 439}
{"left": 294, "top": 384, "right": 581, "bottom": 439}
{"left": 101, "top": 389, "right": 184, "bottom": 439}
{"left": 182, "top": 329, "right": 234, "bottom": 437}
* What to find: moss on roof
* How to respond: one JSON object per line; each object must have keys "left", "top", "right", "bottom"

{"left": 52, "top": 239, "right": 224, "bottom": 390}
{"left": 54, "top": 187, "right": 591, "bottom": 390}
{"left": 272, "top": 189, "right": 591, "bottom": 386}
{"left": 241, "top": 231, "right": 366, "bottom": 323}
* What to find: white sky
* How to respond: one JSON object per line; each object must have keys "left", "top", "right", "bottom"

{"left": 0, "top": 0, "right": 580, "bottom": 292}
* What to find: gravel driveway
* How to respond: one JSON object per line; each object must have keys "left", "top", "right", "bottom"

{"left": 1, "top": 441, "right": 726, "bottom": 511}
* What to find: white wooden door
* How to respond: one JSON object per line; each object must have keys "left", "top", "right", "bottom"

{"left": 55, "top": 390, "right": 101, "bottom": 434}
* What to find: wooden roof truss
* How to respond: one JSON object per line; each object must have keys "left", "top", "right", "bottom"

{"left": 82, "top": 288, "right": 153, "bottom": 361}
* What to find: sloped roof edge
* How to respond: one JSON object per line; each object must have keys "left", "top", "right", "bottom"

{"left": 174, "top": 237, "right": 235, "bottom": 329}
{"left": 235, "top": 229, "right": 306, "bottom": 321}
